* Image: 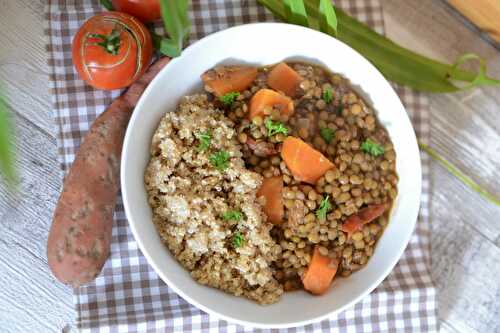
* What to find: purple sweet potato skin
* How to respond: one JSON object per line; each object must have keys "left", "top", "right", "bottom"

{"left": 47, "top": 58, "right": 170, "bottom": 287}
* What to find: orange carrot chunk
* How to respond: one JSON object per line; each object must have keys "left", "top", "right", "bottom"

{"left": 302, "top": 246, "right": 339, "bottom": 295}
{"left": 249, "top": 89, "right": 294, "bottom": 120}
{"left": 267, "top": 62, "right": 303, "bottom": 97}
{"left": 281, "top": 136, "right": 335, "bottom": 185}
{"left": 341, "top": 204, "right": 387, "bottom": 238}
{"left": 201, "top": 66, "right": 258, "bottom": 97}
{"left": 257, "top": 176, "right": 284, "bottom": 224}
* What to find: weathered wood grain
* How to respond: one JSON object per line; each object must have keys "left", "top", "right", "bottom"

{"left": 382, "top": 1, "right": 500, "bottom": 332}
{"left": 0, "top": 115, "right": 74, "bottom": 332}
{"left": 0, "top": 0, "right": 54, "bottom": 137}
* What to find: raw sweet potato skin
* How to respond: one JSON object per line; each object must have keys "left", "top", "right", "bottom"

{"left": 47, "top": 98, "right": 131, "bottom": 287}
{"left": 47, "top": 58, "right": 170, "bottom": 287}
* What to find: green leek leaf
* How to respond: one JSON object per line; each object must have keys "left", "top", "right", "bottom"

{"left": 257, "top": 0, "right": 500, "bottom": 92}
{"left": 0, "top": 89, "right": 16, "bottom": 186}
{"left": 158, "top": 0, "right": 191, "bottom": 57}
{"left": 283, "top": 0, "right": 309, "bottom": 27}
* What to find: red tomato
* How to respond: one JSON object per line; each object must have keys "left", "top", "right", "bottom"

{"left": 72, "top": 12, "right": 153, "bottom": 90}
{"left": 111, "top": 0, "right": 161, "bottom": 23}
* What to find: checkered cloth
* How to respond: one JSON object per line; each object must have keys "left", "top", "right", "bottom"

{"left": 45, "top": 0, "right": 437, "bottom": 331}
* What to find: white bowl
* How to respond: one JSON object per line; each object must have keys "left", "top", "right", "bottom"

{"left": 121, "top": 23, "right": 421, "bottom": 328}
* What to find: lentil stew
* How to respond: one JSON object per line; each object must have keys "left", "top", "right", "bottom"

{"left": 145, "top": 61, "right": 398, "bottom": 304}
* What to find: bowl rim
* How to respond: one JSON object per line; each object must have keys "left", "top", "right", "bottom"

{"left": 121, "top": 22, "right": 422, "bottom": 328}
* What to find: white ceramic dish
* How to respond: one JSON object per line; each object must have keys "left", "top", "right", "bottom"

{"left": 121, "top": 23, "right": 421, "bottom": 328}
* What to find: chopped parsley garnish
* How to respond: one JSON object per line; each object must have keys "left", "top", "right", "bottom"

{"left": 219, "top": 92, "right": 240, "bottom": 106}
{"left": 320, "top": 127, "right": 335, "bottom": 144}
{"left": 335, "top": 105, "right": 343, "bottom": 115}
{"left": 209, "top": 150, "right": 230, "bottom": 171}
{"left": 222, "top": 210, "right": 243, "bottom": 221}
{"left": 265, "top": 118, "right": 289, "bottom": 137}
{"left": 196, "top": 131, "right": 211, "bottom": 152}
{"left": 316, "top": 195, "right": 332, "bottom": 220}
{"left": 361, "top": 138, "right": 385, "bottom": 157}
{"left": 232, "top": 232, "right": 244, "bottom": 248}
{"left": 322, "top": 87, "right": 333, "bottom": 104}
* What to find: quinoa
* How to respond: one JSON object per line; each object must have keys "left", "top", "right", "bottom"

{"left": 144, "top": 94, "right": 283, "bottom": 304}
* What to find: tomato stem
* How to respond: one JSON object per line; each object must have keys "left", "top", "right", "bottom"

{"left": 89, "top": 27, "right": 121, "bottom": 55}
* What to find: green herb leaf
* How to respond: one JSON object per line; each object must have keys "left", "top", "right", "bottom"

{"left": 0, "top": 89, "right": 16, "bottom": 185}
{"left": 265, "top": 118, "right": 289, "bottom": 137}
{"left": 322, "top": 87, "right": 333, "bottom": 104}
{"left": 320, "top": 127, "right": 334, "bottom": 144}
{"left": 232, "top": 232, "right": 245, "bottom": 248}
{"left": 219, "top": 92, "right": 240, "bottom": 106}
{"left": 100, "top": 0, "right": 114, "bottom": 10}
{"left": 89, "top": 27, "right": 121, "bottom": 55}
{"left": 419, "top": 143, "right": 499, "bottom": 206}
{"left": 316, "top": 195, "right": 331, "bottom": 220}
{"left": 257, "top": 0, "right": 500, "bottom": 92}
{"left": 158, "top": 0, "right": 191, "bottom": 57}
{"left": 283, "top": 0, "right": 309, "bottom": 27}
{"left": 361, "top": 138, "right": 384, "bottom": 157}
{"left": 222, "top": 210, "right": 243, "bottom": 221}
{"left": 196, "top": 131, "right": 212, "bottom": 152}
{"left": 209, "top": 150, "right": 230, "bottom": 171}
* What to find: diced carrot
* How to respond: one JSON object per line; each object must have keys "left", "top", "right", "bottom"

{"left": 280, "top": 136, "right": 335, "bottom": 185}
{"left": 341, "top": 215, "right": 364, "bottom": 239}
{"left": 256, "top": 176, "right": 284, "bottom": 224}
{"left": 341, "top": 204, "right": 387, "bottom": 238}
{"left": 249, "top": 89, "right": 294, "bottom": 120}
{"left": 357, "top": 204, "right": 387, "bottom": 222}
{"left": 201, "top": 66, "right": 258, "bottom": 97}
{"left": 267, "top": 62, "right": 303, "bottom": 97}
{"left": 302, "top": 246, "right": 339, "bottom": 295}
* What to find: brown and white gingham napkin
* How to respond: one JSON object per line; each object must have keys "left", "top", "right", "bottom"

{"left": 45, "top": 0, "right": 437, "bottom": 331}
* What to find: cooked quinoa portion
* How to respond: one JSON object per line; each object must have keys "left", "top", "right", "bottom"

{"left": 144, "top": 94, "right": 283, "bottom": 304}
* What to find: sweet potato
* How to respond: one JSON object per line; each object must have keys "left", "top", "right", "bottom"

{"left": 267, "top": 62, "right": 303, "bottom": 97}
{"left": 257, "top": 176, "right": 284, "bottom": 224}
{"left": 47, "top": 58, "right": 170, "bottom": 287}
{"left": 248, "top": 88, "right": 294, "bottom": 120}
{"left": 302, "top": 246, "right": 339, "bottom": 295}
{"left": 201, "top": 66, "right": 258, "bottom": 97}
{"left": 341, "top": 204, "right": 387, "bottom": 238}
{"left": 280, "top": 136, "right": 335, "bottom": 184}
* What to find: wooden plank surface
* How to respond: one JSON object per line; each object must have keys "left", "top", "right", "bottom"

{"left": 0, "top": 0, "right": 498, "bottom": 332}
{"left": 447, "top": 0, "right": 500, "bottom": 43}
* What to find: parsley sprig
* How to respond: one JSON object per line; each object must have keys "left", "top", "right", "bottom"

{"left": 209, "top": 150, "right": 230, "bottom": 171}
{"left": 361, "top": 138, "right": 385, "bottom": 157}
{"left": 219, "top": 92, "right": 240, "bottom": 107}
{"left": 196, "top": 131, "right": 212, "bottom": 152}
{"left": 322, "top": 87, "right": 333, "bottom": 104}
{"left": 316, "top": 195, "right": 332, "bottom": 220}
{"left": 222, "top": 210, "right": 243, "bottom": 221}
{"left": 265, "top": 119, "right": 289, "bottom": 137}
{"left": 320, "top": 127, "right": 335, "bottom": 144}
{"left": 232, "top": 232, "right": 245, "bottom": 248}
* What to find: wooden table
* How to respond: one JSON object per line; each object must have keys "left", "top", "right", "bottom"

{"left": 0, "top": 1, "right": 498, "bottom": 332}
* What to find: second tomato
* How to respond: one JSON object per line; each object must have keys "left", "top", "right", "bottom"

{"left": 112, "top": 0, "right": 161, "bottom": 23}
